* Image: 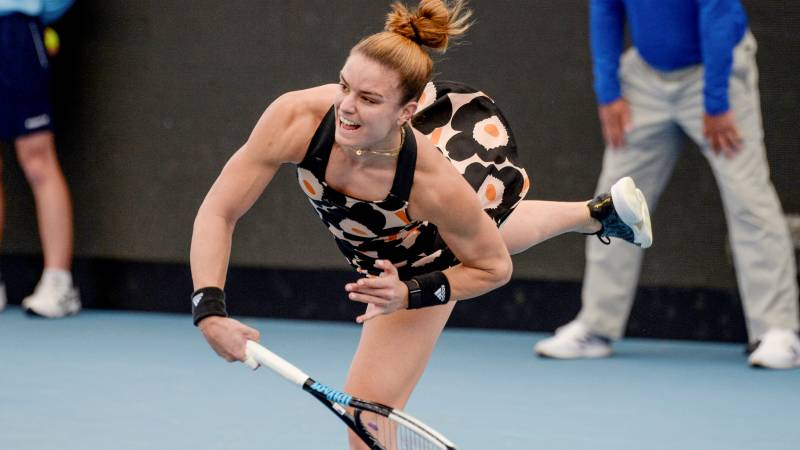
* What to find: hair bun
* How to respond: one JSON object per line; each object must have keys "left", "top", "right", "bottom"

{"left": 385, "top": 0, "right": 472, "bottom": 52}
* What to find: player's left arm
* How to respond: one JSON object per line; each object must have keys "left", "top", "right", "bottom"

{"left": 345, "top": 133, "right": 512, "bottom": 322}
{"left": 411, "top": 145, "right": 513, "bottom": 301}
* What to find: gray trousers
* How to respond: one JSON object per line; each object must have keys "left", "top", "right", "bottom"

{"left": 578, "top": 32, "right": 799, "bottom": 342}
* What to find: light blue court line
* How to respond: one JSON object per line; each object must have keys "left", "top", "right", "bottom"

{"left": 1, "top": 306, "right": 798, "bottom": 450}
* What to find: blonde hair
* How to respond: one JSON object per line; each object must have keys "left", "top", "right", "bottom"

{"left": 352, "top": 0, "right": 473, "bottom": 103}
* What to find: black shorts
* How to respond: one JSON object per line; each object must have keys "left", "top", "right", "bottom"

{"left": 0, "top": 13, "right": 53, "bottom": 142}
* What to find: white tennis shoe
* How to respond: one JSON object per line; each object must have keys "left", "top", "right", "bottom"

{"left": 534, "top": 321, "right": 613, "bottom": 359}
{"left": 588, "top": 177, "right": 653, "bottom": 249}
{"left": 748, "top": 328, "right": 800, "bottom": 369}
{"left": 22, "top": 278, "right": 81, "bottom": 318}
{"left": 610, "top": 177, "right": 653, "bottom": 248}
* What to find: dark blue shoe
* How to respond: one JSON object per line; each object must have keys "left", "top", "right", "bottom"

{"left": 588, "top": 177, "right": 652, "bottom": 248}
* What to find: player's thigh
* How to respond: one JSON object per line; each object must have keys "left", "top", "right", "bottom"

{"left": 345, "top": 302, "right": 456, "bottom": 408}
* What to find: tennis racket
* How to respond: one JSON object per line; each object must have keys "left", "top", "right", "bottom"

{"left": 243, "top": 340, "right": 457, "bottom": 450}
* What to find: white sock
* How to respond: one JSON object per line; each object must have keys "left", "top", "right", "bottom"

{"left": 41, "top": 268, "right": 73, "bottom": 288}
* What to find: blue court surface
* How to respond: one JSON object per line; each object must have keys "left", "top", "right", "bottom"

{"left": 1, "top": 306, "right": 798, "bottom": 450}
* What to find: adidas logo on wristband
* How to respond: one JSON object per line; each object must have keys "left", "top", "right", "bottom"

{"left": 191, "top": 287, "right": 228, "bottom": 326}
{"left": 434, "top": 285, "right": 447, "bottom": 303}
{"left": 192, "top": 292, "right": 204, "bottom": 307}
{"left": 404, "top": 272, "right": 450, "bottom": 309}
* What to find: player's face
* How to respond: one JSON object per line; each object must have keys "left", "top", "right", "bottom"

{"left": 334, "top": 53, "right": 417, "bottom": 151}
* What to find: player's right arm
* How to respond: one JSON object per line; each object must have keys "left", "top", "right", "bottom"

{"left": 190, "top": 86, "right": 334, "bottom": 362}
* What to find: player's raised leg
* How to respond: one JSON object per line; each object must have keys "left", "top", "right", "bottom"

{"left": 501, "top": 177, "right": 653, "bottom": 255}
{"left": 500, "top": 200, "right": 601, "bottom": 254}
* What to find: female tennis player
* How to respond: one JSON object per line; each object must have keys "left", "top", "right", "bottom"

{"left": 190, "top": 1, "right": 651, "bottom": 448}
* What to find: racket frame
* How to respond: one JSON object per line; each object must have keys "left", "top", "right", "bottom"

{"left": 244, "top": 340, "right": 456, "bottom": 450}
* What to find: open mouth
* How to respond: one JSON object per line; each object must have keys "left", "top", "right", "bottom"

{"left": 338, "top": 115, "right": 361, "bottom": 131}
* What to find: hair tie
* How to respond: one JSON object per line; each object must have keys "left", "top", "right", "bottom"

{"left": 409, "top": 21, "right": 423, "bottom": 45}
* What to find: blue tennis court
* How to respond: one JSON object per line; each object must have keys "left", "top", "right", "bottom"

{"left": 1, "top": 306, "right": 797, "bottom": 450}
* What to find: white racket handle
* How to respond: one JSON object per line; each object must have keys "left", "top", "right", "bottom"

{"left": 244, "top": 340, "right": 310, "bottom": 387}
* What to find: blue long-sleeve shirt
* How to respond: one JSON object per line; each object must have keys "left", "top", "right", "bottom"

{"left": 0, "top": 0, "right": 74, "bottom": 24}
{"left": 591, "top": 0, "right": 748, "bottom": 115}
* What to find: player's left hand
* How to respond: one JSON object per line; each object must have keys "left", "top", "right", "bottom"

{"left": 703, "top": 111, "right": 742, "bottom": 158}
{"left": 345, "top": 259, "right": 409, "bottom": 323}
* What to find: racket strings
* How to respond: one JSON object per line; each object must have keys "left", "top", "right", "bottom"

{"left": 362, "top": 413, "right": 442, "bottom": 450}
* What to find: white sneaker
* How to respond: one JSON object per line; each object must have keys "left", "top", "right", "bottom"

{"left": 748, "top": 329, "right": 800, "bottom": 369}
{"left": 610, "top": 177, "right": 653, "bottom": 248}
{"left": 0, "top": 282, "right": 6, "bottom": 312}
{"left": 22, "top": 280, "right": 81, "bottom": 318}
{"left": 588, "top": 177, "right": 653, "bottom": 249}
{"left": 534, "top": 321, "right": 613, "bottom": 359}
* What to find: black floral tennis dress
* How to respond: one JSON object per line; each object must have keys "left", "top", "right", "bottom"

{"left": 296, "top": 81, "right": 530, "bottom": 280}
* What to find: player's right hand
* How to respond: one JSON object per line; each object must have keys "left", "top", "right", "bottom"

{"left": 198, "top": 316, "right": 261, "bottom": 363}
{"left": 598, "top": 97, "right": 631, "bottom": 149}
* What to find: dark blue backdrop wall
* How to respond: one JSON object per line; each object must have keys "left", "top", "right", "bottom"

{"left": 2, "top": 1, "right": 798, "bottom": 340}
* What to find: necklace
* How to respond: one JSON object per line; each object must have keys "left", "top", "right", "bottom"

{"left": 350, "top": 127, "right": 406, "bottom": 157}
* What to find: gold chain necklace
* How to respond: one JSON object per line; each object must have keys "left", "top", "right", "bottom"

{"left": 350, "top": 127, "right": 406, "bottom": 157}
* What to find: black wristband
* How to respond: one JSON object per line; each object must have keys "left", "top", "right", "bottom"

{"left": 191, "top": 287, "right": 228, "bottom": 326}
{"left": 403, "top": 271, "right": 451, "bottom": 309}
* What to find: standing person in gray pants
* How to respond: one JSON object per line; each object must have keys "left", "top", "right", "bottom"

{"left": 534, "top": 0, "right": 799, "bottom": 369}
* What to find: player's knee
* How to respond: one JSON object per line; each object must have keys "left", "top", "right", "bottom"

{"left": 16, "top": 134, "right": 60, "bottom": 186}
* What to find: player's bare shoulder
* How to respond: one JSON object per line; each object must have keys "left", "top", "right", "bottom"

{"left": 247, "top": 84, "right": 340, "bottom": 164}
